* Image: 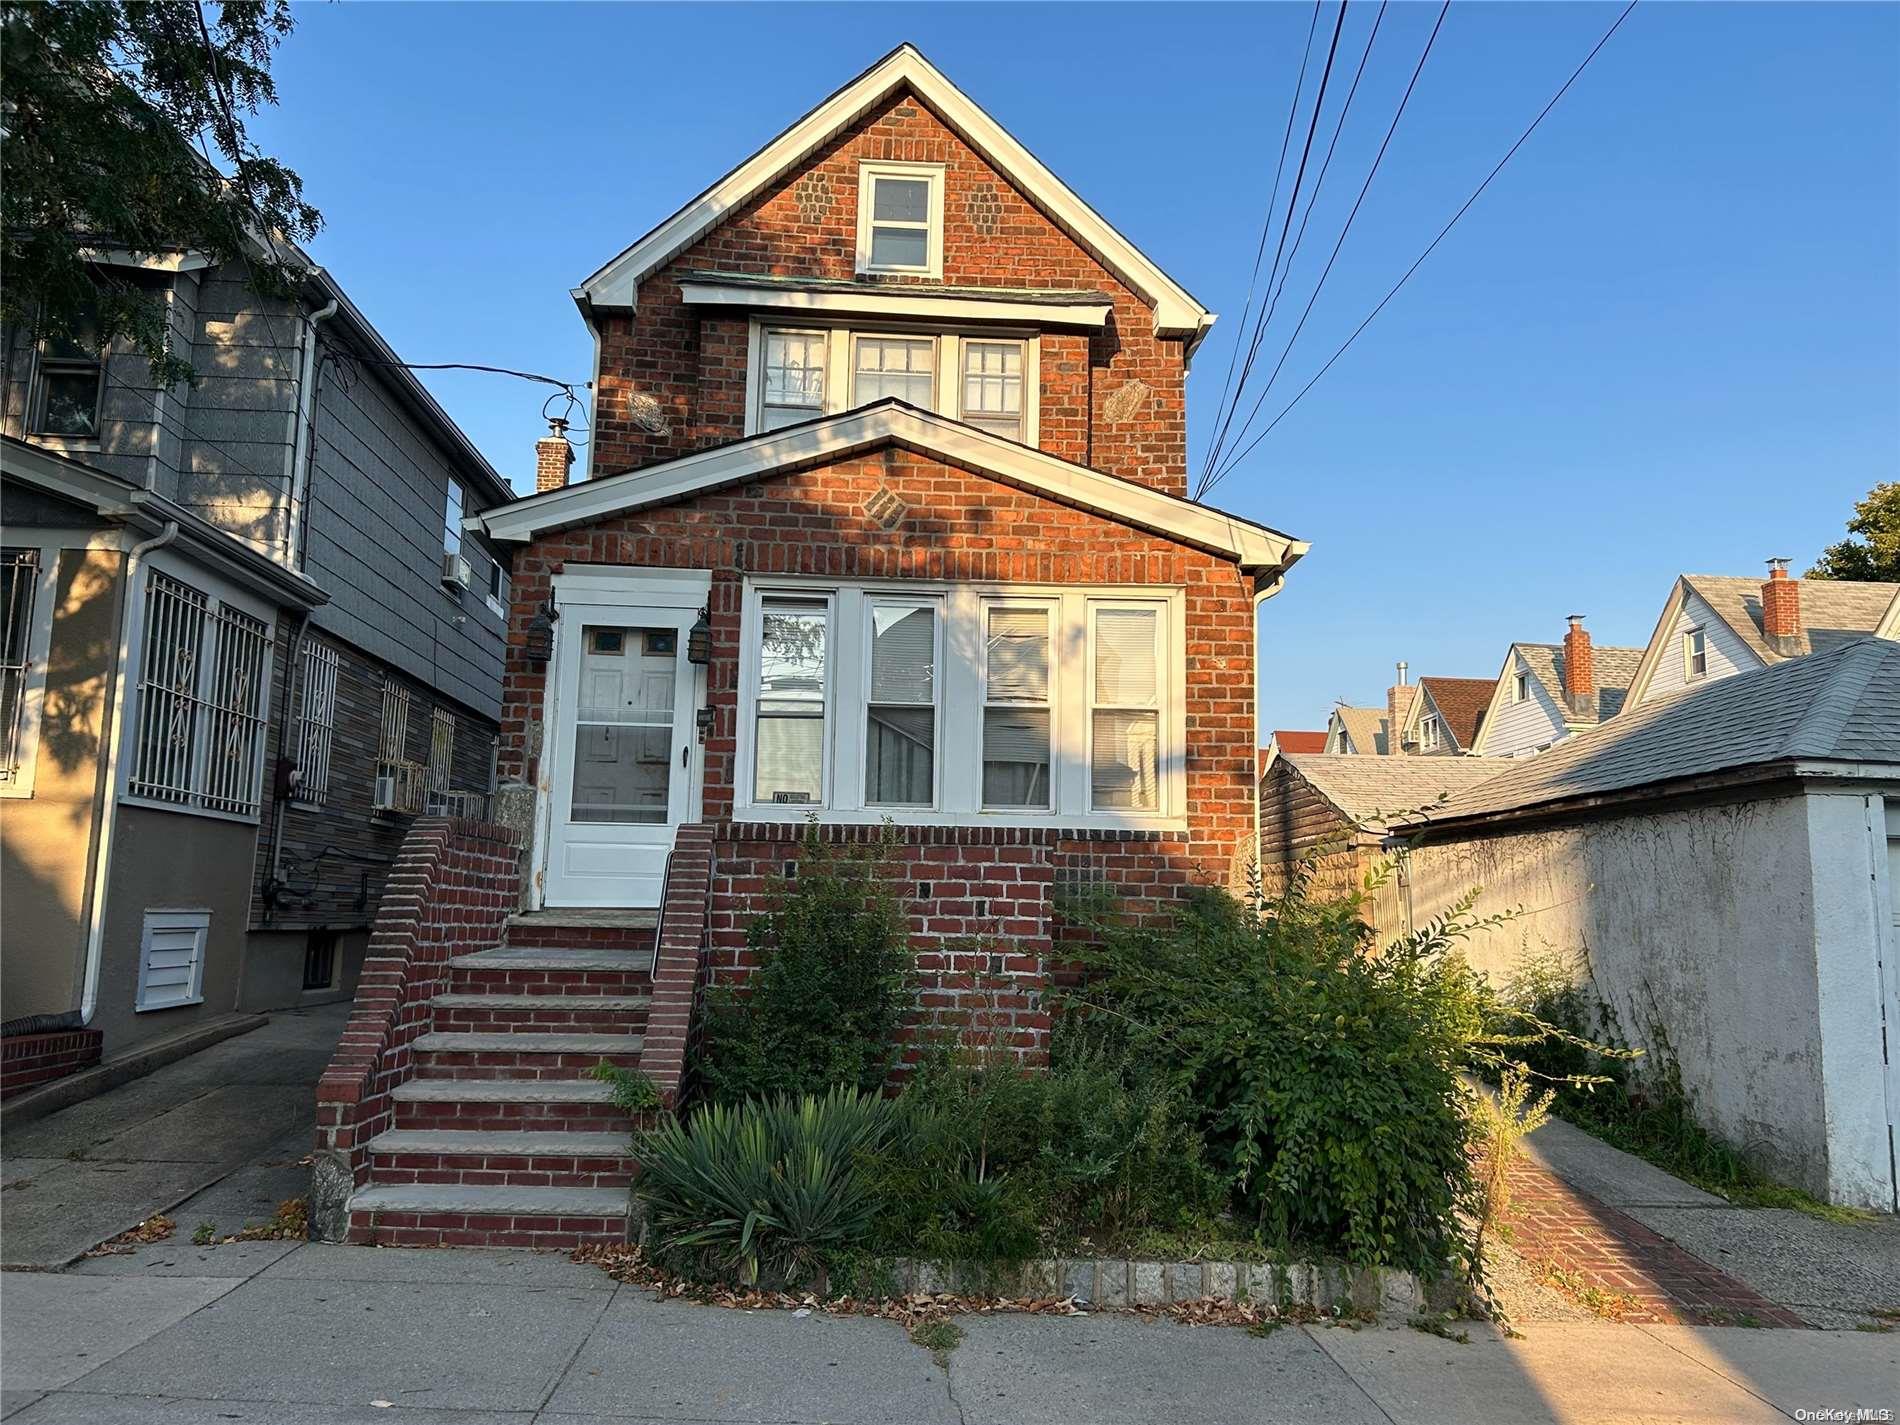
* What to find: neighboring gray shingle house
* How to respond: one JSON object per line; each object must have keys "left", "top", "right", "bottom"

{"left": 1324, "top": 703, "right": 1389, "bottom": 756}
{"left": 1, "top": 249, "right": 516, "bottom": 1075}
{"left": 1402, "top": 636, "right": 1900, "bottom": 1210}
{"left": 1473, "top": 615, "right": 1645, "bottom": 758}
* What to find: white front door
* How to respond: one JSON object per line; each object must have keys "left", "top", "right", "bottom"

{"left": 544, "top": 599, "right": 701, "bottom": 908}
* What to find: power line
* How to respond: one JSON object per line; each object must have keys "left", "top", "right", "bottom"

{"left": 1197, "top": 0, "right": 1449, "bottom": 499}
{"left": 1199, "top": 0, "right": 1323, "bottom": 489}
{"left": 1207, "top": 0, "right": 1640, "bottom": 490}
{"left": 1199, "top": 0, "right": 1353, "bottom": 488}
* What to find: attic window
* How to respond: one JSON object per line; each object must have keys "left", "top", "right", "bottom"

{"left": 1417, "top": 714, "right": 1441, "bottom": 751}
{"left": 857, "top": 162, "right": 943, "bottom": 278}
{"left": 1684, "top": 626, "right": 1708, "bottom": 679}
{"left": 1513, "top": 670, "right": 1531, "bottom": 703}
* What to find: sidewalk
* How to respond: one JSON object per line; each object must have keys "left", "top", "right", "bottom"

{"left": 4, "top": 1236, "right": 1898, "bottom": 1424}
{"left": 1, "top": 1005, "right": 351, "bottom": 1269}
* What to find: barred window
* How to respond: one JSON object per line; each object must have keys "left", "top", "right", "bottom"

{"left": 295, "top": 638, "right": 340, "bottom": 805}
{"left": 378, "top": 677, "right": 411, "bottom": 762}
{"left": 1, "top": 549, "right": 40, "bottom": 783}
{"left": 428, "top": 707, "right": 455, "bottom": 793}
{"left": 129, "top": 571, "right": 271, "bottom": 816}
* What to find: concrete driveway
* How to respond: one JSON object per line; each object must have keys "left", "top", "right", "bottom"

{"left": 2, "top": 1238, "right": 1895, "bottom": 1424}
{"left": 1, "top": 1005, "right": 350, "bottom": 1269}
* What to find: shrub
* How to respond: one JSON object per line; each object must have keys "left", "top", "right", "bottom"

{"left": 695, "top": 824, "right": 914, "bottom": 1102}
{"left": 633, "top": 1087, "right": 895, "bottom": 1287}
{"left": 1057, "top": 877, "right": 1504, "bottom": 1278}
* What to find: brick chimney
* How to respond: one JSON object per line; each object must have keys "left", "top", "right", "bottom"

{"left": 1561, "top": 614, "right": 1598, "bottom": 721}
{"left": 1387, "top": 661, "right": 1416, "bottom": 756}
{"left": 535, "top": 418, "right": 575, "bottom": 493}
{"left": 1762, "top": 558, "right": 1801, "bottom": 656}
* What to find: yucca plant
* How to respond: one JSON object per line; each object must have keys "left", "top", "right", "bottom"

{"left": 634, "top": 1087, "right": 894, "bottom": 1287}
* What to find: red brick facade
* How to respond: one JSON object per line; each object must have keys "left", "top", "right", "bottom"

{"left": 589, "top": 87, "right": 1192, "bottom": 496}
{"left": 1, "top": 1027, "right": 103, "bottom": 1099}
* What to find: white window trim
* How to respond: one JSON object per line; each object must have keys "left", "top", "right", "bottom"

{"left": 1418, "top": 714, "right": 1441, "bottom": 751}
{"left": 855, "top": 160, "right": 945, "bottom": 279}
{"left": 978, "top": 597, "right": 1058, "bottom": 813}
{"left": 0, "top": 533, "right": 97, "bottom": 799}
{"left": 1513, "top": 670, "right": 1531, "bottom": 704}
{"left": 1085, "top": 599, "right": 1168, "bottom": 815}
{"left": 733, "top": 577, "right": 1186, "bottom": 830}
{"left": 135, "top": 908, "right": 210, "bottom": 1012}
{"left": 117, "top": 547, "right": 277, "bottom": 825}
{"left": 744, "top": 320, "right": 1039, "bottom": 444}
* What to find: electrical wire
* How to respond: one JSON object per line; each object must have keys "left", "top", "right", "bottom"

{"left": 1205, "top": 0, "right": 1640, "bottom": 492}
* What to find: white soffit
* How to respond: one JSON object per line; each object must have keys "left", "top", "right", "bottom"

{"left": 578, "top": 44, "right": 1213, "bottom": 344}
{"left": 676, "top": 280, "right": 1112, "bottom": 329}
{"left": 472, "top": 402, "right": 1304, "bottom": 575}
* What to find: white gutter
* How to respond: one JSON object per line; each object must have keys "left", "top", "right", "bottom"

{"left": 285, "top": 295, "right": 340, "bottom": 569}
{"left": 81, "top": 520, "right": 179, "bottom": 1025}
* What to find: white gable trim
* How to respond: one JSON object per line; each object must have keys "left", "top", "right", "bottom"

{"left": 469, "top": 402, "right": 1305, "bottom": 575}
{"left": 577, "top": 45, "right": 1213, "bottom": 347}
{"left": 678, "top": 279, "right": 1112, "bottom": 330}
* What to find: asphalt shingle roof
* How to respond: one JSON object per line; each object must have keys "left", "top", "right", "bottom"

{"left": 1416, "top": 677, "right": 1496, "bottom": 749}
{"left": 1283, "top": 752, "right": 1508, "bottom": 833}
{"left": 1682, "top": 575, "right": 1898, "bottom": 664}
{"left": 1425, "top": 636, "right": 1900, "bottom": 824}
{"left": 1332, "top": 706, "right": 1389, "bottom": 756}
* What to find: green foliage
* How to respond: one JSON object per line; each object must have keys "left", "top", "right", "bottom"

{"left": 1468, "top": 1066, "right": 1554, "bottom": 1279}
{"left": 1808, "top": 482, "right": 1900, "bottom": 582}
{"left": 2, "top": 2, "right": 322, "bottom": 385}
{"left": 695, "top": 825, "right": 914, "bottom": 1102}
{"left": 588, "top": 1060, "right": 661, "bottom": 1113}
{"left": 632, "top": 1087, "right": 896, "bottom": 1287}
{"left": 1055, "top": 876, "right": 1509, "bottom": 1278}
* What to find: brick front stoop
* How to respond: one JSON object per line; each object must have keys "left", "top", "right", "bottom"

{"left": 1504, "top": 1155, "right": 1807, "bottom": 1327}
{"left": 312, "top": 818, "right": 700, "bottom": 1250}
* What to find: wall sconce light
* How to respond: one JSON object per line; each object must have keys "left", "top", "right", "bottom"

{"left": 687, "top": 607, "right": 712, "bottom": 665}
{"left": 526, "top": 599, "right": 559, "bottom": 664}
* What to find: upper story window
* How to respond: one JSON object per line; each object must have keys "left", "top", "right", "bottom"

{"left": 443, "top": 480, "right": 466, "bottom": 556}
{"left": 1684, "top": 626, "right": 1708, "bottom": 679}
{"left": 1, "top": 549, "right": 43, "bottom": 789}
{"left": 1513, "top": 670, "right": 1531, "bottom": 703}
{"left": 750, "top": 324, "right": 1037, "bottom": 442}
{"left": 1417, "top": 713, "right": 1441, "bottom": 751}
{"left": 30, "top": 310, "right": 105, "bottom": 440}
{"left": 856, "top": 162, "right": 943, "bottom": 278}
{"left": 737, "top": 580, "right": 1182, "bottom": 827}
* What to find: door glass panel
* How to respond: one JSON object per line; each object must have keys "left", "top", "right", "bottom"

{"left": 570, "top": 624, "right": 675, "bottom": 824}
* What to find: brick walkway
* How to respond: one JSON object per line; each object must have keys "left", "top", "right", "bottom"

{"left": 1503, "top": 1156, "right": 1808, "bottom": 1327}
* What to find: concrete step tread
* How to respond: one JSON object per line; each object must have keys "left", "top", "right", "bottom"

{"left": 369, "top": 1128, "right": 634, "bottom": 1157}
{"left": 507, "top": 909, "right": 658, "bottom": 930}
{"left": 347, "top": 1183, "right": 629, "bottom": 1219}
{"left": 451, "top": 947, "right": 656, "bottom": 972}
{"left": 393, "top": 1078, "right": 619, "bottom": 1105}
{"left": 430, "top": 992, "right": 652, "bottom": 1011}
{"left": 414, "top": 1032, "right": 645, "bottom": 1055}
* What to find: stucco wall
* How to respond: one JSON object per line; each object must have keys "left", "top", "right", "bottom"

{"left": 1403, "top": 787, "right": 1896, "bottom": 1209}
{"left": 0, "top": 547, "right": 124, "bottom": 1023}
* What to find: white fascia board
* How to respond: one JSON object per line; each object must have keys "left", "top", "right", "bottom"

{"left": 579, "top": 45, "right": 1211, "bottom": 343}
{"left": 81, "top": 247, "right": 213, "bottom": 274}
{"left": 677, "top": 280, "right": 1112, "bottom": 329}
{"left": 473, "top": 403, "right": 1303, "bottom": 575}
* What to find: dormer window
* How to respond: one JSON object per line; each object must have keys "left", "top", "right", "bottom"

{"left": 857, "top": 162, "right": 943, "bottom": 278}
{"left": 1417, "top": 714, "right": 1441, "bottom": 751}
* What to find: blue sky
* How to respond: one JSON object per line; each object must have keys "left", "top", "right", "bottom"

{"left": 249, "top": 2, "right": 1899, "bottom": 734}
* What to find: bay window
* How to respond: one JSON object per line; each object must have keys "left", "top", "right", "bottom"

{"left": 739, "top": 582, "right": 1179, "bottom": 824}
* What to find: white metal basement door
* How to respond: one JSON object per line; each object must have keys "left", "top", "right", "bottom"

{"left": 543, "top": 599, "right": 701, "bottom": 909}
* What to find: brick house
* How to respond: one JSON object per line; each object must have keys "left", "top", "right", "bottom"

{"left": 312, "top": 46, "right": 1306, "bottom": 1246}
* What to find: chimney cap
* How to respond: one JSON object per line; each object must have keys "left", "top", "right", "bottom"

{"left": 1766, "top": 557, "right": 1790, "bottom": 576}
{"left": 544, "top": 416, "right": 570, "bottom": 440}
{"left": 1566, "top": 613, "right": 1587, "bottom": 628}
{"left": 1395, "top": 660, "right": 1409, "bottom": 684}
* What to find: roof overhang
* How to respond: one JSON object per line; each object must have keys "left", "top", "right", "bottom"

{"left": 676, "top": 277, "right": 1113, "bottom": 330}
{"left": 0, "top": 437, "right": 328, "bottom": 612}
{"left": 470, "top": 401, "right": 1306, "bottom": 577}
{"left": 576, "top": 44, "right": 1214, "bottom": 352}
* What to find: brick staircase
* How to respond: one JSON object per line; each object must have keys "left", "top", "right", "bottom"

{"left": 342, "top": 909, "right": 658, "bottom": 1249}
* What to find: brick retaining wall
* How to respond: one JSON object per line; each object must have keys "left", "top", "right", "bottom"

{"left": 0, "top": 1028, "right": 103, "bottom": 1099}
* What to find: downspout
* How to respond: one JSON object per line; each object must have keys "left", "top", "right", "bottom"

{"left": 284, "top": 295, "right": 339, "bottom": 569}
{"left": 81, "top": 519, "right": 179, "bottom": 1026}
{"left": 1251, "top": 570, "right": 1290, "bottom": 899}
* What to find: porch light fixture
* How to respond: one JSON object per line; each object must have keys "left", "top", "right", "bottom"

{"left": 525, "top": 599, "right": 559, "bottom": 665}
{"left": 687, "top": 607, "right": 712, "bottom": 665}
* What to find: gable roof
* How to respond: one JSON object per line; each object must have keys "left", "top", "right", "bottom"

{"left": 469, "top": 399, "right": 1307, "bottom": 575}
{"left": 1273, "top": 730, "right": 1329, "bottom": 755}
{"left": 1330, "top": 705, "right": 1389, "bottom": 756}
{"left": 1421, "top": 636, "right": 1900, "bottom": 829}
{"left": 1624, "top": 573, "right": 1900, "bottom": 706}
{"left": 575, "top": 44, "right": 1214, "bottom": 349}
{"left": 1414, "top": 676, "right": 1494, "bottom": 750}
{"left": 1282, "top": 752, "right": 1507, "bottom": 835}
{"left": 1515, "top": 642, "right": 1643, "bottom": 721}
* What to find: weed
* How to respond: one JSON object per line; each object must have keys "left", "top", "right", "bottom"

{"left": 231, "top": 1198, "right": 309, "bottom": 1242}
{"left": 1534, "top": 1259, "right": 1644, "bottom": 1321}
{"left": 1246, "top": 1317, "right": 1283, "bottom": 1339}
{"left": 1699, "top": 1308, "right": 1762, "bottom": 1328}
{"left": 1410, "top": 1314, "right": 1471, "bottom": 1344}
{"left": 908, "top": 1317, "right": 964, "bottom": 1360}
{"left": 191, "top": 1222, "right": 216, "bottom": 1246}
{"left": 588, "top": 1060, "right": 661, "bottom": 1113}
